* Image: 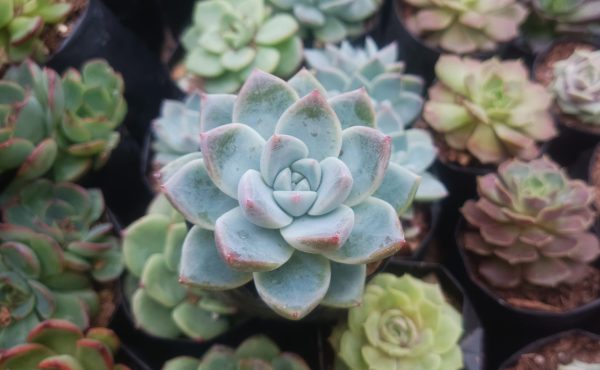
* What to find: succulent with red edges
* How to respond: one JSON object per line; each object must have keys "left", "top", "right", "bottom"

{"left": 461, "top": 157, "right": 600, "bottom": 288}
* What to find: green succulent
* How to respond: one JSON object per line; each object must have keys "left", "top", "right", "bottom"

{"left": 560, "top": 360, "right": 600, "bottom": 370}
{"left": 180, "top": 0, "right": 303, "bottom": 93}
{"left": 0, "top": 320, "right": 130, "bottom": 370}
{"left": 57, "top": 60, "right": 126, "bottom": 182}
{"left": 161, "top": 69, "right": 420, "bottom": 320}
{"left": 0, "top": 224, "right": 100, "bottom": 349}
{"left": 0, "top": 60, "right": 62, "bottom": 187}
{"left": 267, "top": 0, "right": 383, "bottom": 43}
{"left": 152, "top": 94, "right": 202, "bottom": 168}
{"left": 403, "top": 0, "right": 528, "bottom": 54}
{"left": 461, "top": 157, "right": 600, "bottom": 288}
{"left": 551, "top": 49, "right": 600, "bottom": 126}
{"left": 122, "top": 194, "right": 236, "bottom": 340}
{"left": 305, "top": 37, "right": 424, "bottom": 129}
{"left": 330, "top": 273, "right": 463, "bottom": 370}
{"left": 162, "top": 335, "right": 310, "bottom": 370}
{"left": 424, "top": 55, "right": 557, "bottom": 165}
{"left": 0, "top": 0, "right": 72, "bottom": 68}
{"left": 2, "top": 179, "right": 124, "bottom": 283}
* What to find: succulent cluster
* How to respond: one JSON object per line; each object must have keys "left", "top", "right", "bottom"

{"left": 152, "top": 94, "right": 202, "bottom": 168}
{"left": 560, "top": 360, "right": 600, "bottom": 370}
{"left": 403, "top": 0, "right": 528, "bottom": 54}
{"left": 123, "top": 195, "right": 236, "bottom": 340}
{"left": 180, "top": 0, "right": 303, "bottom": 93}
{"left": 551, "top": 49, "right": 600, "bottom": 126}
{"left": 424, "top": 55, "right": 557, "bottom": 165}
{"left": 161, "top": 69, "right": 420, "bottom": 320}
{"left": 305, "top": 38, "right": 424, "bottom": 129}
{"left": 0, "top": 0, "right": 72, "bottom": 68}
{"left": 531, "top": 0, "right": 600, "bottom": 40}
{"left": 330, "top": 273, "right": 463, "bottom": 370}
{"left": 0, "top": 320, "right": 129, "bottom": 369}
{"left": 461, "top": 157, "right": 600, "bottom": 288}
{"left": 163, "top": 335, "right": 310, "bottom": 370}
{"left": 267, "top": 0, "right": 382, "bottom": 43}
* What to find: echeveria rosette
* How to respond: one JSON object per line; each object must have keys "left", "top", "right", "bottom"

{"left": 551, "top": 49, "right": 600, "bottom": 126}
{"left": 122, "top": 194, "right": 236, "bottom": 340}
{"left": 0, "top": 320, "right": 130, "bottom": 370}
{"left": 404, "top": 0, "right": 528, "bottom": 54}
{"left": 163, "top": 335, "right": 310, "bottom": 370}
{"left": 161, "top": 69, "right": 421, "bottom": 320}
{"left": 267, "top": 0, "right": 383, "bottom": 43}
{"left": 560, "top": 360, "right": 600, "bottom": 370}
{"left": 305, "top": 38, "right": 424, "bottom": 129}
{"left": 461, "top": 157, "right": 600, "bottom": 289}
{"left": 330, "top": 273, "right": 463, "bottom": 370}
{"left": 424, "top": 55, "right": 558, "bottom": 165}
{"left": 152, "top": 94, "right": 203, "bottom": 168}
{"left": 2, "top": 179, "right": 124, "bottom": 284}
{"left": 180, "top": 0, "right": 303, "bottom": 94}
{"left": 0, "top": 224, "right": 101, "bottom": 349}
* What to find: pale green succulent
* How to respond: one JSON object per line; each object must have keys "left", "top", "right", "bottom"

{"left": 180, "top": 0, "right": 303, "bottom": 93}
{"left": 305, "top": 38, "right": 424, "bottom": 129}
{"left": 551, "top": 49, "right": 600, "bottom": 126}
{"left": 560, "top": 360, "right": 600, "bottom": 370}
{"left": 267, "top": 0, "right": 383, "bottom": 43}
{"left": 403, "top": 0, "right": 528, "bottom": 54}
{"left": 330, "top": 273, "right": 463, "bottom": 370}
{"left": 122, "top": 195, "right": 237, "bottom": 340}
{"left": 152, "top": 94, "right": 202, "bottom": 168}
{"left": 161, "top": 69, "right": 420, "bottom": 320}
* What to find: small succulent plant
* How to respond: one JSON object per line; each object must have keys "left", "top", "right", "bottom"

{"left": 162, "top": 335, "right": 310, "bottom": 370}
{"left": 0, "top": 0, "right": 72, "bottom": 68}
{"left": 560, "top": 360, "right": 600, "bottom": 370}
{"left": 0, "top": 61, "right": 62, "bottom": 186}
{"left": 461, "top": 157, "right": 600, "bottom": 288}
{"left": 424, "top": 55, "right": 557, "bottom": 165}
{"left": 152, "top": 94, "right": 202, "bottom": 168}
{"left": 305, "top": 38, "right": 424, "bottom": 129}
{"left": 123, "top": 194, "right": 236, "bottom": 340}
{"left": 180, "top": 0, "right": 303, "bottom": 93}
{"left": 330, "top": 273, "right": 463, "bottom": 370}
{"left": 57, "top": 60, "right": 126, "bottom": 181}
{"left": 2, "top": 179, "right": 124, "bottom": 283}
{"left": 0, "top": 320, "right": 130, "bottom": 369}
{"left": 403, "top": 0, "right": 528, "bottom": 54}
{"left": 551, "top": 49, "right": 600, "bottom": 126}
{"left": 0, "top": 224, "right": 101, "bottom": 349}
{"left": 267, "top": 0, "right": 383, "bottom": 43}
{"left": 161, "top": 69, "right": 420, "bottom": 320}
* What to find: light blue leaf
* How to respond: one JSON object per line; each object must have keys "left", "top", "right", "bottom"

{"left": 288, "top": 69, "right": 327, "bottom": 98}
{"left": 309, "top": 157, "right": 353, "bottom": 216}
{"left": 200, "top": 93, "right": 236, "bottom": 132}
{"left": 373, "top": 162, "right": 420, "bottom": 215}
{"left": 415, "top": 172, "right": 448, "bottom": 202}
{"left": 260, "top": 134, "right": 308, "bottom": 186}
{"left": 328, "top": 89, "right": 376, "bottom": 129}
{"left": 237, "top": 170, "right": 293, "bottom": 229}
{"left": 273, "top": 191, "right": 317, "bottom": 217}
{"left": 321, "top": 262, "right": 365, "bottom": 308}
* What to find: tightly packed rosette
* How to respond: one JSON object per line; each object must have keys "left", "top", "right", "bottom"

{"left": 161, "top": 69, "right": 420, "bottom": 319}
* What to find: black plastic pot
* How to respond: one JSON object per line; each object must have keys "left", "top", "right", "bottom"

{"left": 498, "top": 330, "right": 600, "bottom": 370}
{"left": 46, "top": 0, "right": 182, "bottom": 147}
{"left": 319, "top": 260, "right": 485, "bottom": 370}
{"left": 117, "top": 343, "right": 152, "bottom": 370}
{"left": 158, "top": 0, "right": 196, "bottom": 40}
{"left": 403, "top": 200, "right": 442, "bottom": 261}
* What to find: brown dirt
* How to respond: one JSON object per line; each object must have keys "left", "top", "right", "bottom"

{"left": 590, "top": 149, "right": 600, "bottom": 210}
{"left": 42, "top": 0, "right": 88, "bottom": 57}
{"left": 403, "top": 204, "right": 430, "bottom": 255}
{"left": 534, "top": 41, "right": 600, "bottom": 135}
{"left": 506, "top": 333, "right": 600, "bottom": 370}
{"left": 92, "top": 283, "right": 118, "bottom": 328}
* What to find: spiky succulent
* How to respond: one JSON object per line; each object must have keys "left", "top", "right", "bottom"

{"left": 180, "top": 0, "right": 303, "bottom": 94}
{"left": 0, "top": 61, "right": 62, "bottom": 187}
{"left": 551, "top": 49, "right": 600, "bottom": 126}
{"left": 560, "top": 361, "right": 600, "bottom": 370}
{"left": 0, "top": 224, "right": 101, "bottom": 349}
{"left": 163, "top": 335, "right": 310, "bottom": 370}
{"left": 330, "top": 273, "right": 463, "bottom": 370}
{"left": 2, "top": 179, "right": 123, "bottom": 283}
{"left": 424, "top": 55, "right": 557, "bottom": 165}
{"left": 268, "top": 0, "right": 382, "bottom": 43}
{"left": 152, "top": 94, "right": 202, "bottom": 168}
{"left": 305, "top": 38, "right": 424, "bottom": 129}
{"left": 461, "top": 157, "right": 600, "bottom": 288}
{"left": 161, "top": 69, "right": 420, "bottom": 320}
{"left": 57, "top": 60, "right": 126, "bottom": 182}
{"left": 0, "top": 320, "right": 130, "bottom": 369}
{"left": 123, "top": 194, "right": 236, "bottom": 340}
{"left": 403, "top": 0, "right": 528, "bottom": 54}
{"left": 0, "top": 0, "right": 72, "bottom": 68}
